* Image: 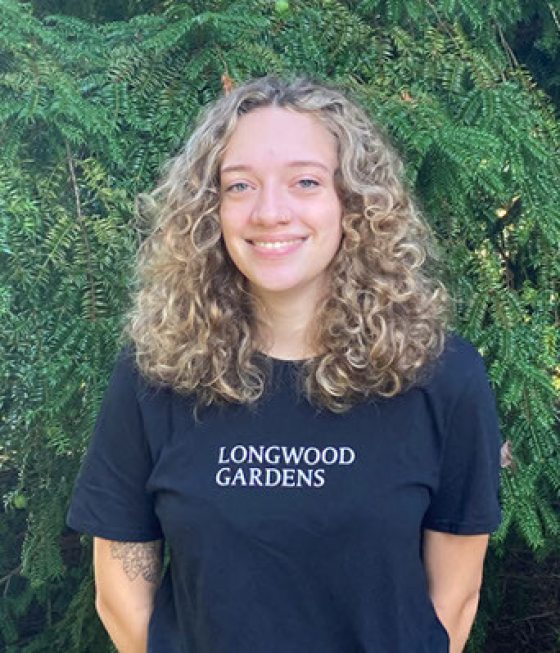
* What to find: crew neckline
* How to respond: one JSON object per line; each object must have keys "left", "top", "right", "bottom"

{"left": 255, "top": 350, "right": 316, "bottom": 365}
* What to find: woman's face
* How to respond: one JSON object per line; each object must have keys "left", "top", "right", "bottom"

{"left": 219, "top": 106, "right": 343, "bottom": 303}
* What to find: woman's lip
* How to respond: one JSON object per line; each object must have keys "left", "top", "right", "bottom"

{"left": 248, "top": 237, "right": 308, "bottom": 256}
{"left": 247, "top": 236, "right": 308, "bottom": 244}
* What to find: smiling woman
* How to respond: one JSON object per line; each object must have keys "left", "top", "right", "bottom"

{"left": 66, "top": 75, "right": 502, "bottom": 653}
{"left": 118, "top": 74, "right": 451, "bottom": 404}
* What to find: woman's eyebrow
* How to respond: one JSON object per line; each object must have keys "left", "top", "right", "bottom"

{"left": 220, "top": 160, "right": 331, "bottom": 174}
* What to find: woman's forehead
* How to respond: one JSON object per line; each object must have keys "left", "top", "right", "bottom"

{"left": 220, "top": 107, "right": 338, "bottom": 172}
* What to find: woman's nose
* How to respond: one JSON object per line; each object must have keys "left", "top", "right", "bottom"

{"left": 250, "top": 184, "right": 291, "bottom": 226}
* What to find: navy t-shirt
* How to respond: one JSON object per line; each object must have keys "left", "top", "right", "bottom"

{"left": 66, "top": 333, "right": 502, "bottom": 652}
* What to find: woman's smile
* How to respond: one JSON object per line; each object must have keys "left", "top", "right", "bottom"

{"left": 248, "top": 235, "right": 309, "bottom": 256}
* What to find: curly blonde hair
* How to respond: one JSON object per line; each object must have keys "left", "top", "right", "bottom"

{"left": 122, "top": 74, "right": 449, "bottom": 412}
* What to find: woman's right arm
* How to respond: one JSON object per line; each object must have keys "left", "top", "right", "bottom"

{"left": 93, "top": 537, "right": 164, "bottom": 653}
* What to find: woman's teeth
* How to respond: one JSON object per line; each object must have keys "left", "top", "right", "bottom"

{"left": 252, "top": 239, "right": 304, "bottom": 249}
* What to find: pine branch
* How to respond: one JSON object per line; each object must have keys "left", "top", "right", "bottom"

{"left": 548, "top": 3, "right": 560, "bottom": 32}
{"left": 496, "top": 22, "right": 519, "bottom": 67}
{"left": 1, "top": 564, "right": 22, "bottom": 597}
{"left": 65, "top": 141, "right": 97, "bottom": 321}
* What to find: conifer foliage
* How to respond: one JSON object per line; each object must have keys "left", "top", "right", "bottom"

{"left": 0, "top": 0, "right": 558, "bottom": 650}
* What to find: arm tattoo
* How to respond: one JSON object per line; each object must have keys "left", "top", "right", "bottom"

{"left": 110, "top": 540, "right": 163, "bottom": 584}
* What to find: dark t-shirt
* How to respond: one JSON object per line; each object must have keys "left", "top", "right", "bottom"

{"left": 66, "top": 333, "right": 502, "bottom": 652}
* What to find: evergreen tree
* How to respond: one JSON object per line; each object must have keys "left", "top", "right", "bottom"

{"left": 1, "top": 0, "right": 558, "bottom": 649}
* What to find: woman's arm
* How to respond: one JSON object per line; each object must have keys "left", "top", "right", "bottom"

{"left": 422, "top": 529, "right": 490, "bottom": 653}
{"left": 93, "top": 537, "right": 163, "bottom": 653}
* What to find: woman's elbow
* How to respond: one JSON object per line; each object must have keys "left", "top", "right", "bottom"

{"left": 95, "top": 592, "right": 154, "bottom": 653}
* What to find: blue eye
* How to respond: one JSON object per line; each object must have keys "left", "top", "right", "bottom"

{"left": 227, "top": 182, "right": 249, "bottom": 192}
{"left": 298, "top": 179, "right": 319, "bottom": 188}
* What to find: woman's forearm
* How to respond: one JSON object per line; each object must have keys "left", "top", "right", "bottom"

{"left": 435, "top": 593, "right": 480, "bottom": 653}
{"left": 96, "top": 597, "right": 153, "bottom": 653}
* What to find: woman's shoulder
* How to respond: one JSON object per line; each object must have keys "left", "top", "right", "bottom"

{"left": 440, "top": 331, "right": 486, "bottom": 372}
{"left": 418, "top": 331, "right": 490, "bottom": 401}
{"left": 111, "top": 342, "right": 168, "bottom": 399}
{"left": 109, "top": 342, "right": 140, "bottom": 385}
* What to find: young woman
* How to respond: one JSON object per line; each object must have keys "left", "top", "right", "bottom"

{"left": 67, "top": 74, "right": 502, "bottom": 653}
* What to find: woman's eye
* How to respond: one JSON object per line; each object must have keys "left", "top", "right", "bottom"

{"left": 298, "top": 178, "right": 319, "bottom": 189}
{"left": 226, "top": 182, "right": 250, "bottom": 192}
{"left": 225, "top": 179, "right": 319, "bottom": 192}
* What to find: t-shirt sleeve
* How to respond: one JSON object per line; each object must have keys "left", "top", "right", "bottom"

{"left": 422, "top": 352, "right": 502, "bottom": 535}
{"left": 66, "top": 347, "right": 163, "bottom": 542}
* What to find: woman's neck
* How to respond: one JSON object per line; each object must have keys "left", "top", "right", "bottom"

{"left": 252, "top": 285, "right": 324, "bottom": 361}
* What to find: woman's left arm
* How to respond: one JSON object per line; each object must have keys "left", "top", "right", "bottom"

{"left": 422, "top": 529, "right": 491, "bottom": 653}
